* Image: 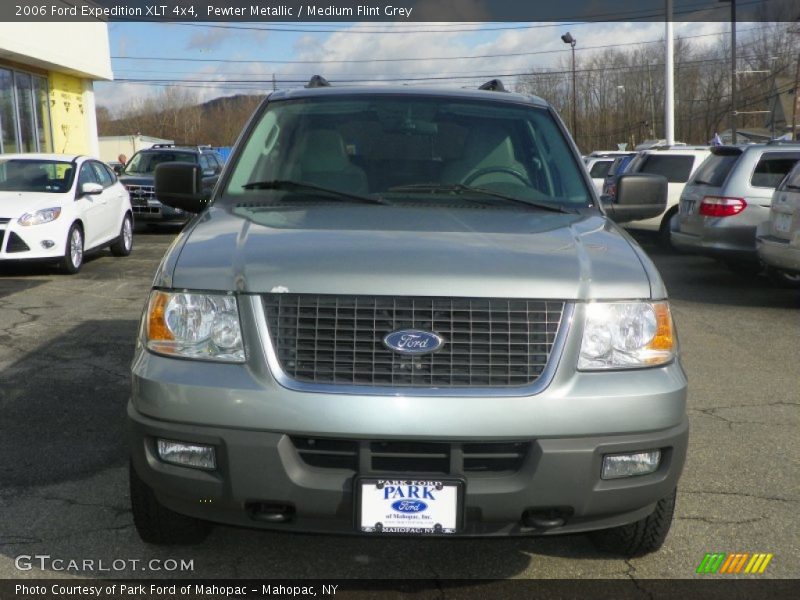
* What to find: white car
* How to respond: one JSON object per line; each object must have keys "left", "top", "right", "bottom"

{"left": 621, "top": 147, "right": 710, "bottom": 243}
{"left": 0, "top": 154, "right": 133, "bottom": 273}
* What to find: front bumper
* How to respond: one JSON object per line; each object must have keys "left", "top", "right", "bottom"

{"left": 130, "top": 200, "right": 189, "bottom": 223}
{"left": 757, "top": 235, "right": 800, "bottom": 274}
{"left": 0, "top": 220, "right": 67, "bottom": 261}
{"left": 129, "top": 296, "right": 688, "bottom": 536}
{"left": 129, "top": 404, "right": 688, "bottom": 536}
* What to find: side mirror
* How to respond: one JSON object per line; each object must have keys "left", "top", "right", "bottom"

{"left": 81, "top": 182, "right": 103, "bottom": 196}
{"left": 113, "top": 164, "right": 124, "bottom": 175}
{"left": 154, "top": 162, "right": 210, "bottom": 214}
{"left": 603, "top": 174, "right": 667, "bottom": 223}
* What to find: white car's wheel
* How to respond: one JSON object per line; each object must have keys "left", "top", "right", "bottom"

{"left": 110, "top": 214, "right": 133, "bottom": 257}
{"left": 62, "top": 224, "right": 84, "bottom": 274}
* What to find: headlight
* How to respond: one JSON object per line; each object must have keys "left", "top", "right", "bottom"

{"left": 144, "top": 290, "right": 245, "bottom": 362}
{"left": 18, "top": 207, "right": 61, "bottom": 226}
{"left": 578, "top": 301, "right": 675, "bottom": 370}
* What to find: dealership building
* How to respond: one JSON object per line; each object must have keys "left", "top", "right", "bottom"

{"left": 0, "top": 22, "right": 112, "bottom": 156}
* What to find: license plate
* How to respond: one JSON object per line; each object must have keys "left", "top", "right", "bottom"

{"left": 774, "top": 212, "right": 792, "bottom": 235}
{"left": 680, "top": 200, "right": 696, "bottom": 216}
{"left": 356, "top": 478, "right": 462, "bottom": 534}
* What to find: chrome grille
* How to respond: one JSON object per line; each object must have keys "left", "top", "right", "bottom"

{"left": 290, "top": 437, "right": 530, "bottom": 475}
{"left": 124, "top": 184, "right": 156, "bottom": 205}
{"left": 263, "top": 294, "right": 565, "bottom": 387}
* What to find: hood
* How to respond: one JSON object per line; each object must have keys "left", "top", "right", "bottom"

{"left": 0, "top": 191, "right": 65, "bottom": 219}
{"left": 165, "top": 205, "right": 653, "bottom": 300}
{"left": 118, "top": 175, "right": 154, "bottom": 186}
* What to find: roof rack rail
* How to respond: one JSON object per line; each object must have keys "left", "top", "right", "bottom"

{"left": 151, "top": 143, "right": 175, "bottom": 149}
{"left": 766, "top": 139, "right": 800, "bottom": 145}
{"left": 306, "top": 75, "right": 331, "bottom": 88}
{"left": 478, "top": 79, "right": 507, "bottom": 92}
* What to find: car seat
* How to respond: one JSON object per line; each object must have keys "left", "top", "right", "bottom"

{"left": 293, "top": 130, "right": 368, "bottom": 194}
{"left": 441, "top": 126, "right": 530, "bottom": 187}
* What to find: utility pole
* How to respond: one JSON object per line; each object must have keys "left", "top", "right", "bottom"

{"left": 665, "top": 0, "right": 675, "bottom": 145}
{"left": 647, "top": 63, "right": 657, "bottom": 139}
{"left": 272, "top": 73, "right": 277, "bottom": 91}
{"left": 793, "top": 50, "right": 800, "bottom": 140}
{"left": 719, "top": 0, "right": 738, "bottom": 143}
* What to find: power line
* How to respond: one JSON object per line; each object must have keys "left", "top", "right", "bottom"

{"left": 112, "top": 24, "right": 772, "bottom": 66}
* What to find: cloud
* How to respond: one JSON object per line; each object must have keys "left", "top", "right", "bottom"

{"left": 186, "top": 27, "right": 236, "bottom": 52}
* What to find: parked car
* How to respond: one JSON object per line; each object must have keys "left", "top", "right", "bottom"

{"left": 600, "top": 153, "right": 639, "bottom": 201}
{"left": 620, "top": 147, "right": 711, "bottom": 243}
{"left": 756, "top": 160, "right": 800, "bottom": 284}
{"left": 0, "top": 154, "right": 133, "bottom": 273}
{"left": 128, "top": 79, "right": 686, "bottom": 557}
{"left": 584, "top": 153, "right": 632, "bottom": 195}
{"left": 671, "top": 143, "right": 800, "bottom": 277}
{"left": 118, "top": 144, "right": 223, "bottom": 226}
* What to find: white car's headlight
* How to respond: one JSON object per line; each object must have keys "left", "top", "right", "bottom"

{"left": 578, "top": 301, "right": 675, "bottom": 370}
{"left": 18, "top": 207, "right": 61, "bottom": 226}
{"left": 144, "top": 291, "right": 244, "bottom": 362}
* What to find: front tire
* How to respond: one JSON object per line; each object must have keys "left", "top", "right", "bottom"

{"left": 110, "top": 214, "right": 133, "bottom": 257}
{"left": 129, "top": 463, "right": 211, "bottom": 545}
{"left": 61, "top": 224, "right": 84, "bottom": 274}
{"left": 589, "top": 488, "right": 676, "bottom": 557}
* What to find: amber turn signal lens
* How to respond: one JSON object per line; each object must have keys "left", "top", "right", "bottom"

{"left": 147, "top": 291, "right": 174, "bottom": 342}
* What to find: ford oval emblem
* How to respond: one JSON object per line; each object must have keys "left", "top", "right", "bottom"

{"left": 383, "top": 329, "right": 444, "bottom": 355}
{"left": 391, "top": 499, "right": 428, "bottom": 513}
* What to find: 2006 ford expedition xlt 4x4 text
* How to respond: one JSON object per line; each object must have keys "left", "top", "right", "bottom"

{"left": 128, "top": 78, "right": 688, "bottom": 557}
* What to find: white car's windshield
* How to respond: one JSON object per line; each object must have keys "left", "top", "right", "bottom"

{"left": 223, "top": 95, "right": 592, "bottom": 209}
{"left": 0, "top": 159, "right": 75, "bottom": 193}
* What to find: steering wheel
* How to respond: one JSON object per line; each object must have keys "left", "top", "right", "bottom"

{"left": 462, "top": 167, "right": 530, "bottom": 187}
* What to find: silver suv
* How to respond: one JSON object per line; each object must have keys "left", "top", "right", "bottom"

{"left": 671, "top": 143, "right": 800, "bottom": 277}
{"left": 128, "top": 80, "right": 687, "bottom": 556}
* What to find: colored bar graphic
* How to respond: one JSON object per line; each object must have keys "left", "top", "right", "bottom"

{"left": 696, "top": 553, "right": 773, "bottom": 574}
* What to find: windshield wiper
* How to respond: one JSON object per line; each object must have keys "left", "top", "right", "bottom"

{"left": 241, "top": 179, "right": 389, "bottom": 205}
{"left": 387, "top": 183, "right": 573, "bottom": 214}
{"left": 784, "top": 183, "right": 800, "bottom": 191}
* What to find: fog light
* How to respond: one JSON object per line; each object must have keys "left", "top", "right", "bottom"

{"left": 602, "top": 450, "right": 661, "bottom": 479}
{"left": 156, "top": 439, "right": 216, "bottom": 470}
{"left": 41, "top": 240, "right": 55, "bottom": 249}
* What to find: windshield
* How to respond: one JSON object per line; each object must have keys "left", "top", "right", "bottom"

{"left": 222, "top": 95, "right": 592, "bottom": 208}
{"left": 124, "top": 151, "right": 196, "bottom": 175}
{"left": 0, "top": 159, "right": 75, "bottom": 193}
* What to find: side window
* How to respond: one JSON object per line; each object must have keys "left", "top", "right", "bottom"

{"left": 77, "top": 162, "right": 99, "bottom": 190}
{"left": 782, "top": 164, "right": 800, "bottom": 190}
{"left": 639, "top": 155, "right": 695, "bottom": 183}
{"left": 750, "top": 155, "right": 800, "bottom": 189}
{"left": 589, "top": 160, "right": 612, "bottom": 178}
{"left": 199, "top": 154, "right": 211, "bottom": 173}
{"left": 91, "top": 162, "right": 113, "bottom": 188}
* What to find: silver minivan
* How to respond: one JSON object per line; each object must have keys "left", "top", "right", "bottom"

{"left": 128, "top": 81, "right": 686, "bottom": 556}
{"left": 756, "top": 161, "right": 800, "bottom": 282}
{"left": 671, "top": 143, "right": 800, "bottom": 276}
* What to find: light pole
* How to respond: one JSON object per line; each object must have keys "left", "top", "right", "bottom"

{"left": 561, "top": 32, "right": 577, "bottom": 140}
{"left": 719, "top": 0, "right": 737, "bottom": 144}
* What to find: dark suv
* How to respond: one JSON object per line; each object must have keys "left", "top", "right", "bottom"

{"left": 119, "top": 144, "right": 223, "bottom": 226}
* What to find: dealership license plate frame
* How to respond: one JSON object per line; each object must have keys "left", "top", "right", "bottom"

{"left": 355, "top": 477, "right": 465, "bottom": 535}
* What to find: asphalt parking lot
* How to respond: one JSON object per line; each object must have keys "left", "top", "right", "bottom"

{"left": 0, "top": 228, "right": 797, "bottom": 581}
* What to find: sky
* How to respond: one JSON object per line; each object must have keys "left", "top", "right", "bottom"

{"left": 95, "top": 20, "right": 733, "bottom": 115}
